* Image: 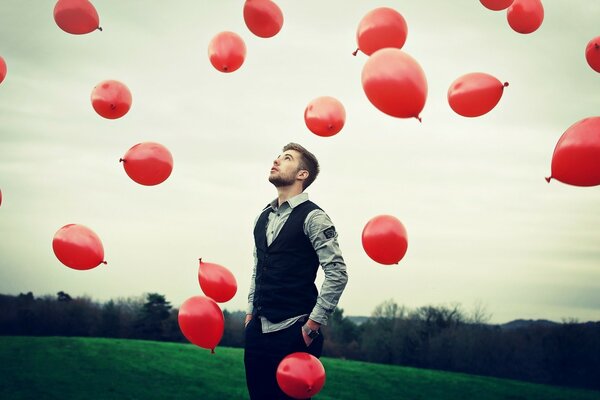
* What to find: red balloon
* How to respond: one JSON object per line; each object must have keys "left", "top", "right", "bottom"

{"left": 506, "top": 0, "right": 544, "bottom": 34}
{"left": 91, "top": 80, "right": 132, "bottom": 119}
{"left": 480, "top": 0, "right": 514, "bottom": 11}
{"left": 585, "top": 37, "right": 600, "bottom": 73}
{"left": 546, "top": 117, "right": 600, "bottom": 187}
{"left": 120, "top": 142, "right": 173, "bottom": 186}
{"left": 362, "top": 215, "right": 408, "bottom": 265}
{"left": 243, "top": 0, "right": 283, "bottom": 38}
{"left": 178, "top": 295, "right": 224, "bottom": 352}
{"left": 304, "top": 96, "right": 346, "bottom": 137}
{"left": 276, "top": 352, "right": 326, "bottom": 399}
{"left": 355, "top": 7, "right": 407, "bottom": 56}
{"left": 447, "top": 72, "right": 508, "bottom": 117}
{"left": 52, "top": 224, "right": 106, "bottom": 270}
{"left": 53, "top": 0, "right": 101, "bottom": 35}
{"left": 0, "top": 188, "right": 3, "bottom": 207}
{"left": 198, "top": 259, "right": 238, "bottom": 303}
{"left": 0, "top": 56, "right": 6, "bottom": 85}
{"left": 208, "top": 32, "right": 246, "bottom": 73}
{"left": 361, "top": 48, "right": 427, "bottom": 120}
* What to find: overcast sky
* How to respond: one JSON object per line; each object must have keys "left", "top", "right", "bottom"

{"left": 1, "top": 0, "right": 599, "bottom": 324}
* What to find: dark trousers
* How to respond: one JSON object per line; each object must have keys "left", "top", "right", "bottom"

{"left": 244, "top": 317, "right": 324, "bottom": 400}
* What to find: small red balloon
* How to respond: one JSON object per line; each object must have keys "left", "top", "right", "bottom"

{"left": 506, "top": 0, "right": 544, "bottom": 34}
{"left": 304, "top": 96, "right": 346, "bottom": 137}
{"left": 276, "top": 352, "right": 326, "bottom": 399}
{"left": 355, "top": 7, "right": 407, "bottom": 56}
{"left": 0, "top": 56, "right": 7, "bottom": 85}
{"left": 361, "top": 48, "right": 427, "bottom": 120}
{"left": 362, "top": 215, "right": 408, "bottom": 265}
{"left": 52, "top": 224, "right": 106, "bottom": 270}
{"left": 585, "top": 37, "right": 600, "bottom": 73}
{"left": 208, "top": 32, "right": 246, "bottom": 73}
{"left": 0, "top": 189, "right": 3, "bottom": 207}
{"left": 547, "top": 117, "right": 600, "bottom": 187}
{"left": 198, "top": 259, "right": 238, "bottom": 303}
{"left": 448, "top": 72, "right": 508, "bottom": 117}
{"left": 243, "top": 0, "right": 283, "bottom": 38}
{"left": 53, "top": 0, "right": 101, "bottom": 35}
{"left": 178, "top": 296, "right": 224, "bottom": 352}
{"left": 120, "top": 142, "right": 173, "bottom": 186}
{"left": 91, "top": 80, "right": 132, "bottom": 119}
{"left": 480, "top": 0, "right": 514, "bottom": 11}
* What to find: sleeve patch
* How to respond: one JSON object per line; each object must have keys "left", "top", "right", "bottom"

{"left": 323, "top": 226, "right": 336, "bottom": 239}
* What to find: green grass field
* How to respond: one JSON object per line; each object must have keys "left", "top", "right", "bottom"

{"left": 0, "top": 336, "right": 599, "bottom": 400}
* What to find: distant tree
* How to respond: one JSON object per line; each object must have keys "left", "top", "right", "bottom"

{"left": 57, "top": 291, "right": 72, "bottom": 302}
{"left": 221, "top": 310, "right": 245, "bottom": 348}
{"left": 134, "top": 293, "right": 172, "bottom": 341}
{"left": 322, "top": 308, "right": 360, "bottom": 359}
{"left": 98, "top": 300, "right": 122, "bottom": 338}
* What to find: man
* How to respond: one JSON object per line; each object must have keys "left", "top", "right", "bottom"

{"left": 244, "top": 143, "right": 348, "bottom": 400}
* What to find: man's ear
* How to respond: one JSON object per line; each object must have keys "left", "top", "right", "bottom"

{"left": 297, "top": 170, "right": 309, "bottom": 181}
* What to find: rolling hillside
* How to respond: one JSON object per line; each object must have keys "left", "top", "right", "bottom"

{"left": 0, "top": 336, "right": 599, "bottom": 400}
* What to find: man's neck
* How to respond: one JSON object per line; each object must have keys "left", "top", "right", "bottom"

{"left": 276, "top": 185, "right": 303, "bottom": 207}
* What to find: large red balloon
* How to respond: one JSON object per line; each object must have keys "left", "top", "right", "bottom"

{"left": 276, "top": 352, "right": 326, "bottom": 399}
{"left": 546, "top": 117, "right": 600, "bottom": 187}
{"left": 52, "top": 224, "right": 106, "bottom": 270}
{"left": 362, "top": 215, "right": 408, "bottom": 265}
{"left": 243, "top": 0, "right": 283, "bottom": 38}
{"left": 304, "top": 96, "right": 346, "bottom": 137}
{"left": 208, "top": 32, "right": 246, "bottom": 73}
{"left": 178, "top": 296, "right": 224, "bottom": 352}
{"left": 53, "top": 0, "right": 101, "bottom": 35}
{"left": 585, "top": 37, "right": 600, "bottom": 73}
{"left": 361, "top": 48, "right": 427, "bottom": 120}
{"left": 198, "top": 259, "right": 237, "bottom": 303}
{"left": 506, "top": 0, "right": 544, "bottom": 34}
{"left": 355, "top": 7, "right": 407, "bottom": 56}
{"left": 91, "top": 80, "right": 132, "bottom": 119}
{"left": 120, "top": 142, "right": 173, "bottom": 186}
{"left": 0, "top": 56, "right": 6, "bottom": 85}
{"left": 447, "top": 72, "right": 508, "bottom": 117}
{"left": 480, "top": 0, "right": 514, "bottom": 11}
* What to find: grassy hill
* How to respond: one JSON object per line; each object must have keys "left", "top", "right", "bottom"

{"left": 0, "top": 336, "right": 599, "bottom": 400}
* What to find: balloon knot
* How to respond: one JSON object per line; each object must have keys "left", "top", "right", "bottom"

{"left": 545, "top": 176, "right": 552, "bottom": 183}
{"left": 503, "top": 82, "right": 509, "bottom": 87}
{"left": 416, "top": 116, "right": 422, "bottom": 123}
{"left": 119, "top": 158, "right": 125, "bottom": 163}
{"left": 198, "top": 257, "right": 202, "bottom": 262}
{"left": 97, "top": 26, "right": 103, "bottom": 32}
{"left": 211, "top": 348, "right": 215, "bottom": 354}
{"left": 352, "top": 48, "right": 359, "bottom": 56}
{"left": 223, "top": 67, "right": 228, "bottom": 72}
{"left": 101, "top": 261, "right": 108, "bottom": 265}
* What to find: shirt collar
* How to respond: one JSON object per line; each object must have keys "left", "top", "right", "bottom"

{"left": 269, "top": 192, "right": 309, "bottom": 211}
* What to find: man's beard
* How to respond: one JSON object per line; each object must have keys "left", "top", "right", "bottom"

{"left": 269, "top": 173, "right": 295, "bottom": 187}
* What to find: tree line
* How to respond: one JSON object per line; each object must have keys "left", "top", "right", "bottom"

{"left": 0, "top": 292, "right": 598, "bottom": 390}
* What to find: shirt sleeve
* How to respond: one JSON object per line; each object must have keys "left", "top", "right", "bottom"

{"left": 304, "top": 209, "right": 348, "bottom": 326}
{"left": 247, "top": 215, "right": 260, "bottom": 315}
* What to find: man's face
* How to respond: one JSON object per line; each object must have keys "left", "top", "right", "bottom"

{"left": 268, "top": 150, "right": 303, "bottom": 187}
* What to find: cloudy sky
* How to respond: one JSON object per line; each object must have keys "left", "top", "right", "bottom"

{"left": 1, "top": 0, "right": 599, "bottom": 324}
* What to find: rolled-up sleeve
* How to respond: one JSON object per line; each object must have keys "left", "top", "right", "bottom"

{"left": 304, "top": 209, "right": 348, "bottom": 325}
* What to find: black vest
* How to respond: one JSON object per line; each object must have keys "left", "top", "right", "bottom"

{"left": 253, "top": 200, "right": 321, "bottom": 323}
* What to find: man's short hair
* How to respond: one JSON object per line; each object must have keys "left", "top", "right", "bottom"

{"left": 283, "top": 142, "right": 320, "bottom": 190}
